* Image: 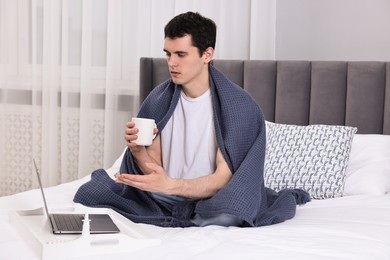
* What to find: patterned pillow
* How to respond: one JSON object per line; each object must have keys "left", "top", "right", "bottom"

{"left": 264, "top": 122, "right": 357, "bottom": 199}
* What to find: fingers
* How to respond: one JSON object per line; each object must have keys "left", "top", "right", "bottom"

{"left": 125, "top": 121, "right": 134, "bottom": 127}
{"left": 116, "top": 173, "right": 140, "bottom": 183}
{"left": 124, "top": 121, "right": 159, "bottom": 147}
{"left": 115, "top": 173, "right": 134, "bottom": 184}
{"left": 115, "top": 173, "right": 149, "bottom": 190}
{"left": 124, "top": 121, "right": 138, "bottom": 144}
{"left": 115, "top": 168, "right": 168, "bottom": 194}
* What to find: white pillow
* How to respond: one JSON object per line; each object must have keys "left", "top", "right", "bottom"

{"left": 343, "top": 134, "right": 390, "bottom": 195}
{"left": 111, "top": 147, "right": 127, "bottom": 169}
{"left": 105, "top": 147, "right": 127, "bottom": 178}
{"left": 264, "top": 121, "right": 357, "bottom": 199}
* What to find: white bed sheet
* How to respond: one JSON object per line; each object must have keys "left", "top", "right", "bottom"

{"left": 1, "top": 167, "right": 390, "bottom": 260}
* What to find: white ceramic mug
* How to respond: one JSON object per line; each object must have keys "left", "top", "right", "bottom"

{"left": 131, "top": 117, "right": 155, "bottom": 146}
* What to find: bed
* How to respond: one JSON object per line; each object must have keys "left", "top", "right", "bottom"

{"left": 1, "top": 58, "right": 390, "bottom": 259}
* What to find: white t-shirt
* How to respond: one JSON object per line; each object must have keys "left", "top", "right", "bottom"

{"left": 157, "top": 89, "right": 243, "bottom": 226}
{"left": 161, "top": 88, "right": 217, "bottom": 180}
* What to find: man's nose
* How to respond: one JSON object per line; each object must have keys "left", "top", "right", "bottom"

{"left": 167, "top": 56, "right": 177, "bottom": 67}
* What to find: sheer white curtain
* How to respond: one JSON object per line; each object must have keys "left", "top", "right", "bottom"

{"left": 0, "top": 0, "right": 275, "bottom": 196}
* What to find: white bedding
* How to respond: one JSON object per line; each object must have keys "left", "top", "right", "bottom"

{"left": 1, "top": 164, "right": 390, "bottom": 260}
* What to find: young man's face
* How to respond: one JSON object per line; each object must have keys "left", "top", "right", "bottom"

{"left": 163, "top": 35, "right": 213, "bottom": 91}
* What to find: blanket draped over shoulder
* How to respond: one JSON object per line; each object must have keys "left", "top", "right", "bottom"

{"left": 74, "top": 65, "right": 310, "bottom": 227}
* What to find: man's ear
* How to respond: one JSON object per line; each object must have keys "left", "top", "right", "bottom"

{"left": 203, "top": 47, "right": 214, "bottom": 64}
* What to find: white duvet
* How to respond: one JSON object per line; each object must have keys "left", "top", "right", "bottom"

{"left": 1, "top": 166, "right": 390, "bottom": 260}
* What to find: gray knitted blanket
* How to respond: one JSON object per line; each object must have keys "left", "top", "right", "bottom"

{"left": 74, "top": 65, "right": 310, "bottom": 227}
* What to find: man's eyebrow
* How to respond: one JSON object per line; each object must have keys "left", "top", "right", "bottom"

{"left": 163, "top": 49, "right": 188, "bottom": 55}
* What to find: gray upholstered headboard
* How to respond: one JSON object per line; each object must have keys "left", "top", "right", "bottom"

{"left": 139, "top": 58, "right": 390, "bottom": 134}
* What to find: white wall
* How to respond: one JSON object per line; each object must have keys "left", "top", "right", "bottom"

{"left": 275, "top": 0, "right": 390, "bottom": 61}
{"left": 250, "top": 0, "right": 276, "bottom": 59}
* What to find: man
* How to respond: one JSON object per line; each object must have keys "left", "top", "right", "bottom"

{"left": 74, "top": 12, "right": 309, "bottom": 227}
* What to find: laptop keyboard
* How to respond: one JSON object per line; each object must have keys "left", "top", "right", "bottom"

{"left": 52, "top": 214, "right": 84, "bottom": 231}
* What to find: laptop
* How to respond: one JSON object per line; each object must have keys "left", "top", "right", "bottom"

{"left": 33, "top": 159, "right": 120, "bottom": 234}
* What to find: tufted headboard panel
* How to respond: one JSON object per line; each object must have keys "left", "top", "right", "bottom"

{"left": 139, "top": 58, "right": 390, "bottom": 134}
